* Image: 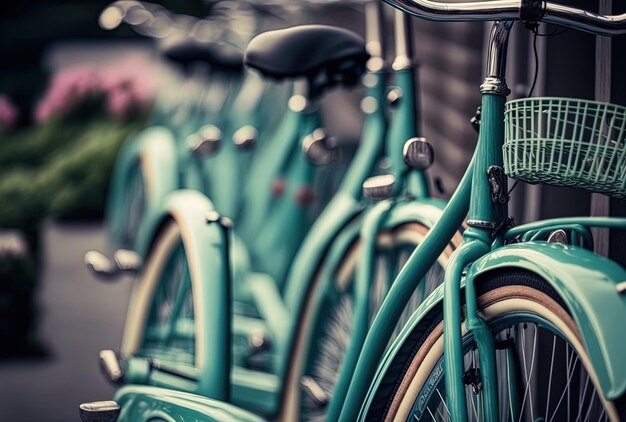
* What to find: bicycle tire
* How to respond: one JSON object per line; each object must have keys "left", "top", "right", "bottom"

{"left": 283, "top": 222, "right": 461, "bottom": 421}
{"left": 119, "top": 158, "right": 147, "bottom": 249}
{"left": 121, "top": 219, "right": 197, "bottom": 366}
{"left": 366, "top": 269, "right": 625, "bottom": 422}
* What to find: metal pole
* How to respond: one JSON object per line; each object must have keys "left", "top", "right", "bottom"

{"left": 591, "top": 0, "right": 612, "bottom": 257}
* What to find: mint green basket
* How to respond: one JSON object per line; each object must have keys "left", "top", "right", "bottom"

{"left": 503, "top": 97, "right": 626, "bottom": 198}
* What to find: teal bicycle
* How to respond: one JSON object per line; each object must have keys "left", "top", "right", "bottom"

{"left": 86, "top": 2, "right": 293, "bottom": 275}
{"left": 84, "top": 2, "right": 464, "bottom": 420}
{"left": 334, "top": 1, "right": 626, "bottom": 421}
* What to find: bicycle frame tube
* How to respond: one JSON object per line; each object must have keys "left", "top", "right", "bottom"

{"left": 506, "top": 216, "right": 626, "bottom": 238}
{"left": 339, "top": 151, "right": 475, "bottom": 421}
{"left": 238, "top": 88, "right": 310, "bottom": 230}
{"left": 275, "top": 79, "right": 388, "bottom": 416}
{"left": 252, "top": 113, "right": 321, "bottom": 285}
{"left": 281, "top": 68, "right": 389, "bottom": 309}
{"left": 325, "top": 199, "right": 393, "bottom": 420}
{"left": 386, "top": 9, "right": 430, "bottom": 196}
{"left": 338, "top": 71, "right": 387, "bottom": 198}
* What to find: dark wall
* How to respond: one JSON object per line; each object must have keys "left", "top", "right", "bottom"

{"left": 414, "top": 20, "right": 484, "bottom": 197}
{"left": 539, "top": 0, "right": 596, "bottom": 219}
{"left": 609, "top": 2, "right": 626, "bottom": 264}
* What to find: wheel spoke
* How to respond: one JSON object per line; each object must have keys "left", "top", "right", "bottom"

{"left": 547, "top": 352, "right": 580, "bottom": 422}
{"left": 544, "top": 336, "right": 557, "bottom": 418}
{"left": 582, "top": 387, "right": 596, "bottom": 422}
{"left": 575, "top": 369, "right": 591, "bottom": 422}
{"left": 435, "top": 387, "right": 452, "bottom": 419}
{"left": 164, "top": 259, "right": 191, "bottom": 345}
{"left": 506, "top": 349, "right": 515, "bottom": 422}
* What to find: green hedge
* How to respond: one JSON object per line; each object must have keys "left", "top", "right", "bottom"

{"left": 0, "top": 118, "right": 144, "bottom": 226}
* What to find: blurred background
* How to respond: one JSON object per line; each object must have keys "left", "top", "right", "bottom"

{"left": 1, "top": 0, "right": 625, "bottom": 420}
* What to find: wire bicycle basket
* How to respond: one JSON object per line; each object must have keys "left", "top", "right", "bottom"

{"left": 503, "top": 97, "right": 626, "bottom": 198}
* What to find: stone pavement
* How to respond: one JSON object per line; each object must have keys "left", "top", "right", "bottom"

{"left": 0, "top": 222, "right": 131, "bottom": 421}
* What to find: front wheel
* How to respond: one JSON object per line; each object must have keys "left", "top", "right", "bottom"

{"left": 367, "top": 270, "right": 624, "bottom": 422}
{"left": 284, "top": 221, "right": 461, "bottom": 421}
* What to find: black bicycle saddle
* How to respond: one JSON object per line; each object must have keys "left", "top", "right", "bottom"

{"left": 244, "top": 25, "right": 368, "bottom": 88}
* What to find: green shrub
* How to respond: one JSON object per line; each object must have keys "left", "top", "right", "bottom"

{"left": 0, "top": 118, "right": 144, "bottom": 224}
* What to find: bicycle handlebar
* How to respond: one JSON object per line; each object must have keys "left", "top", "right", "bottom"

{"left": 382, "top": 0, "right": 626, "bottom": 36}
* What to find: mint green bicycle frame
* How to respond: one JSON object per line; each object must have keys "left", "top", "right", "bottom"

{"left": 339, "top": 11, "right": 626, "bottom": 421}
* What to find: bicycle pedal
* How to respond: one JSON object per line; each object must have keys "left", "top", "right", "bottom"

{"left": 188, "top": 124, "right": 222, "bottom": 157}
{"left": 363, "top": 174, "right": 396, "bottom": 200}
{"left": 78, "top": 400, "right": 120, "bottom": 422}
{"left": 99, "top": 349, "right": 124, "bottom": 384}
{"left": 84, "top": 251, "right": 119, "bottom": 279}
{"left": 113, "top": 249, "right": 142, "bottom": 273}
{"left": 233, "top": 125, "right": 257, "bottom": 150}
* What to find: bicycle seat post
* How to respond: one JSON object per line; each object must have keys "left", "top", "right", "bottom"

{"left": 387, "top": 7, "right": 435, "bottom": 197}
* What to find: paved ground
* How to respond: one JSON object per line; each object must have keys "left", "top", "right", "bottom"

{"left": 0, "top": 222, "right": 132, "bottom": 421}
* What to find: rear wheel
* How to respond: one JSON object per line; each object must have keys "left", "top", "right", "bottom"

{"left": 107, "top": 156, "right": 148, "bottom": 251}
{"left": 120, "top": 161, "right": 147, "bottom": 248}
{"left": 121, "top": 220, "right": 196, "bottom": 367}
{"left": 284, "top": 222, "right": 460, "bottom": 421}
{"left": 367, "top": 270, "right": 623, "bottom": 422}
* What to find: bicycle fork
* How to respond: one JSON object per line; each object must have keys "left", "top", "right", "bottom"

{"left": 443, "top": 228, "right": 492, "bottom": 422}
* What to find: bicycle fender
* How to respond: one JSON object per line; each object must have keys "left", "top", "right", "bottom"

{"left": 316, "top": 198, "right": 448, "bottom": 306}
{"left": 114, "top": 385, "right": 265, "bottom": 422}
{"left": 469, "top": 242, "right": 626, "bottom": 400}
{"left": 361, "top": 242, "right": 626, "bottom": 419}
{"left": 109, "top": 126, "right": 178, "bottom": 255}
{"left": 384, "top": 198, "right": 447, "bottom": 229}
{"left": 145, "top": 189, "right": 231, "bottom": 400}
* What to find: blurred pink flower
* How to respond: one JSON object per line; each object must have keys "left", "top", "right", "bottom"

{"left": 0, "top": 95, "right": 19, "bottom": 130}
{"left": 34, "top": 62, "right": 155, "bottom": 123}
